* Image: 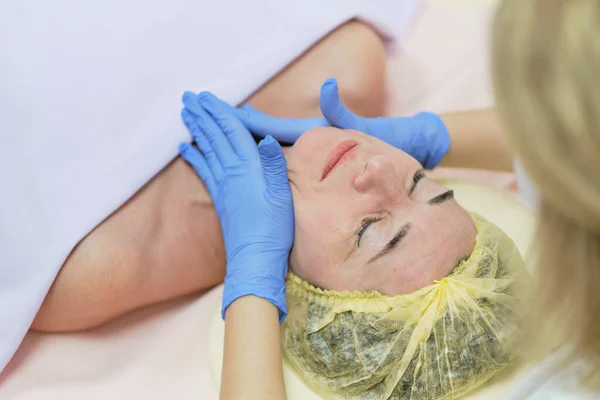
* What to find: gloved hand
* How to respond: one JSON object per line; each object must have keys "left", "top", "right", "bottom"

{"left": 233, "top": 78, "right": 451, "bottom": 169}
{"left": 179, "top": 91, "right": 294, "bottom": 323}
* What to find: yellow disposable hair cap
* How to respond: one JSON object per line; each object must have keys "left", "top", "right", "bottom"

{"left": 282, "top": 213, "right": 529, "bottom": 400}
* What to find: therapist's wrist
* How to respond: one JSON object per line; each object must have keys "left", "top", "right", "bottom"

{"left": 225, "top": 251, "right": 290, "bottom": 285}
{"left": 222, "top": 279, "right": 288, "bottom": 324}
{"left": 222, "top": 253, "right": 289, "bottom": 323}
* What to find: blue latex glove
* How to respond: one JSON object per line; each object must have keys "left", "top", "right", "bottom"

{"left": 179, "top": 91, "right": 294, "bottom": 323}
{"left": 233, "top": 78, "right": 450, "bottom": 169}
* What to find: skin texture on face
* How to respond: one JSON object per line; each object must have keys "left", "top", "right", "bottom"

{"left": 285, "top": 128, "right": 476, "bottom": 295}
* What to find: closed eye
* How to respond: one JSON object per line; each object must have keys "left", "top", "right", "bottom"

{"left": 409, "top": 169, "right": 425, "bottom": 195}
{"left": 356, "top": 216, "right": 381, "bottom": 247}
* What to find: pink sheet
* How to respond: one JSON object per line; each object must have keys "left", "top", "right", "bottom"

{"left": 0, "top": 2, "right": 515, "bottom": 399}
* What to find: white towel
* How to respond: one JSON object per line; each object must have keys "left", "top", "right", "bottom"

{"left": 0, "top": 0, "right": 422, "bottom": 371}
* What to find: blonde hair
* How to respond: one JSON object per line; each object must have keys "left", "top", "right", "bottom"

{"left": 491, "top": 0, "right": 600, "bottom": 382}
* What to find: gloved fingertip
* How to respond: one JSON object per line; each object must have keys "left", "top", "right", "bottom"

{"left": 241, "top": 103, "right": 259, "bottom": 112}
{"left": 182, "top": 91, "right": 197, "bottom": 103}
{"left": 197, "top": 91, "right": 213, "bottom": 104}
{"left": 258, "top": 134, "right": 276, "bottom": 148}
{"left": 322, "top": 77, "right": 338, "bottom": 88}
{"left": 320, "top": 78, "right": 340, "bottom": 105}
{"left": 258, "top": 135, "right": 283, "bottom": 158}
{"left": 179, "top": 142, "right": 191, "bottom": 153}
{"left": 183, "top": 92, "right": 205, "bottom": 116}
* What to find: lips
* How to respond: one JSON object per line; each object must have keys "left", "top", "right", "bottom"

{"left": 321, "top": 139, "right": 359, "bottom": 180}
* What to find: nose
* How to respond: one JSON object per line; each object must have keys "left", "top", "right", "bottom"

{"left": 353, "top": 155, "right": 403, "bottom": 200}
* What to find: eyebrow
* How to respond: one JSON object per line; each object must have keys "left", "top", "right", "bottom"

{"left": 427, "top": 190, "right": 454, "bottom": 205}
{"left": 368, "top": 222, "right": 412, "bottom": 263}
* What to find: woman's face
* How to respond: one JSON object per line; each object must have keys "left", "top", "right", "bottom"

{"left": 286, "top": 128, "right": 476, "bottom": 295}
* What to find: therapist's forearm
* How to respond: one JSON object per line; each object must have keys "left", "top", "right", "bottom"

{"left": 221, "top": 296, "right": 287, "bottom": 400}
{"left": 438, "top": 108, "right": 513, "bottom": 171}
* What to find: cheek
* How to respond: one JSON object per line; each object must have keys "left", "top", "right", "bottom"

{"left": 290, "top": 129, "right": 337, "bottom": 166}
{"left": 290, "top": 201, "right": 350, "bottom": 288}
{"left": 422, "top": 209, "right": 477, "bottom": 274}
{"left": 377, "top": 248, "right": 445, "bottom": 294}
{"left": 290, "top": 213, "right": 332, "bottom": 280}
{"left": 293, "top": 193, "right": 348, "bottom": 246}
{"left": 290, "top": 237, "right": 340, "bottom": 290}
{"left": 383, "top": 211, "right": 476, "bottom": 294}
{"left": 443, "top": 207, "right": 477, "bottom": 250}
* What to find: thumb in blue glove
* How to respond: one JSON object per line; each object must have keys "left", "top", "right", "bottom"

{"left": 234, "top": 79, "right": 451, "bottom": 169}
{"left": 256, "top": 136, "right": 295, "bottom": 259}
{"left": 317, "top": 79, "right": 369, "bottom": 133}
{"left": 259, "top": 135, "right": 291, "bottom": 205}
{"left": 318, "top": 79, "right": 450, "bottom": 169}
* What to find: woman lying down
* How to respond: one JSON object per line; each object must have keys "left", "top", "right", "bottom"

{"left": 178, "top": 90, "right": 530, "bottom": 399}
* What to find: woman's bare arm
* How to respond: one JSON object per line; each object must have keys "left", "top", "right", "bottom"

{"left": 439, "top": 108, "right": 513, "bottom": 171}
{"left": 221, "top": 296, "right": 286, "bottom": 400}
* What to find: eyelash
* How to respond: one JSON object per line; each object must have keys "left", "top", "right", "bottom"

{"left": 356, "top": 217, "right": 381, "bottom": 247}
{"left": 411, "top": 171, "right": 425, "bottom": 194}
